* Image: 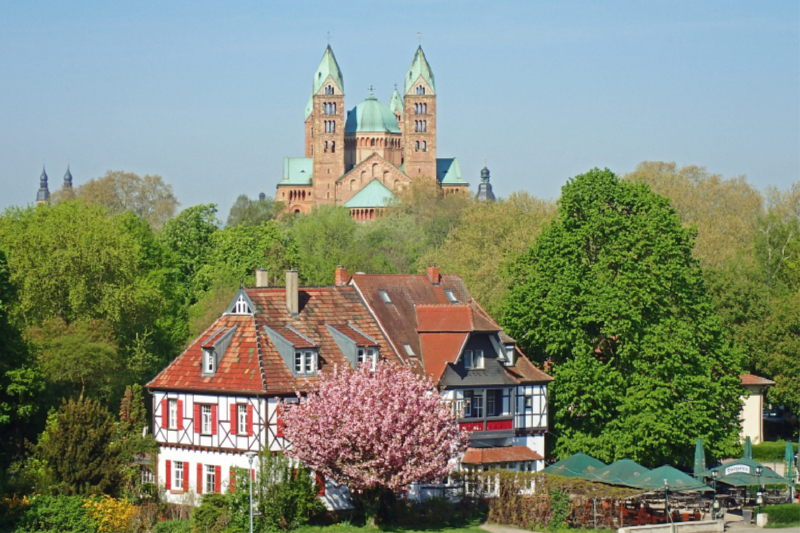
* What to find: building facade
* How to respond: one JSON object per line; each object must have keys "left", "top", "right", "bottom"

{"left": 276, "top": 46, "right": 470, "bottom": 218}
{"left": 146, "top": 267, "right": 551, "bottom": 504}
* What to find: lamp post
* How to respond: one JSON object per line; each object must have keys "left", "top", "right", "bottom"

{"left": 245, "top": 451, "right": 258, "bottom": 533}
{"left": 755, "top": 466, "right": 763, "bottom": 507}
{"left": 711, "top": 470, "right": 719, "bottom": 519}
{"left": 664, "top": 479, "right": 670, "bottom": 523}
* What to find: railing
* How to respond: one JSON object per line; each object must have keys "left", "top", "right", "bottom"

{"left": 458, "top": 417, "right": 514, "bottom": 433}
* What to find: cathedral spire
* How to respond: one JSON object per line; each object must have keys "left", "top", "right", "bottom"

{"left": 404, "top": 46, "right": 435, "bottom": 96}
{"left": 36, "top": 163, "right": 50, "bottom": 204}
{"left": 477, "top": 163, "right": 496, "bottom": 202}
{"left": 63, "top": 161, "right": 73, "bottom": 189}
{"left": 313, "top": 45, "right": 344, "bottom": 95}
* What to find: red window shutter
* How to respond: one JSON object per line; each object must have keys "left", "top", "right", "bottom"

{"left": 315, "top": 472, "right": 325, "bottom": 496}
{"left": 215, "top": 465, "right": 221, "bottom": 493}
{"left": 247, "top": 404, "right": 253, "bottom": 437}
{"left": 197, "top": 463, "right": 203, "bottom": 494}
{"left": 251, "top": 468, "right": 255, "bottom": 482}
{"left": 229, "top": 467, "right": 236, "bottom": 493}
{"left": 211, "top": 405, "right": 218, "bottom": 435}
{"left": 177, "top": 400, "right": 183, "bottom": 430}
{"left": 161, "top": 399, "right": 168, "bottom": 428}
{"left": 276, "top": 406, "right": 285, "bottom": 438}
{"left": 194, "top": 404, "right": 201, "bottom": 434}
{"left": 230, "top": 404, "right": 238, "bottom": 435}
{"left": 165, "top": 460, "right": 171, "bottom": 490}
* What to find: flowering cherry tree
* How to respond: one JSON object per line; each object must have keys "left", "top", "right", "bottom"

{"left": 281, "top": 361, "right": 469, "bottom": 517}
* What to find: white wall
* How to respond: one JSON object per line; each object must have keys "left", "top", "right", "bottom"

{"left": 740, "top": 385, "right": 764, "bottom": 444}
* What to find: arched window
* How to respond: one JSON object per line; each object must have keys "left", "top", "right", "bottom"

{"left": 416, "top": 85, "right": 425, "bottom": 95}
{"left": 414, "top": 121, "right": 418, "bottom": 132}
{"left": 350, "top": 179, "right": 356, "bottom": 191}
{"left": 422, "top": 141, "right": 427, "bottom": 152}
{"left": 331, "top": 141, "right": 335, "bottom": 153}
{"left": 324, "top": 141, "right": 329, "bottom": 153}
{"left": 423, "top": 120, "right": 427, "bottom": 132}
{"left": 415, "top": 141, "right": 419, "bottom": 152}
{"left": 371, "top": 138, "right": 375, "bottom": 147}
{"left": 333, "top": 103, "right": 336, "bottom": 114}
{"left": 372, "top": 163, "right": 379, "bottom": 177}
{"left": 294, "top": 209, "right": 300, "bottom": 214}
{"left": 423, "top": 103, "right": 427, "bottom": 114}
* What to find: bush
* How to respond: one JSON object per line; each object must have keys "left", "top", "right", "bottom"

{"left": 254, "top": 452, "right": 325, "bottom": 531}
{"left": 761, "top": 504, "right": 800, "bottom": 525}
{"left": 753, "top": 441, "right": 798, "bottom": 463}
{"left": 12, "top": 495, "right": 96, "bottom": 533}
{"left": 83, "top": 495, "right": 136, "bottom": 533}
{"left": 191, "top": 493, "right": 230, "bottom": 533}
{"left": 390, "top": 495, "right": 486, "bottom": 529}
{"left": 154, "top": 518, "right": 193, "bottom": 533}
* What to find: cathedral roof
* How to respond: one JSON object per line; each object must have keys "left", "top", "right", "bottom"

{"left": 278, "top": 157, "right": 313, "bottom": 186}
{"left": 313, "top": 45, "right": 344, "bottom": 95}
{"left": 343, "top": 178, "right": 397, "bottom": 209}
{"left": 345, "top": 94, "right": 402, "bottom": 134}
{"left": 37, "top": 165, "right": 50, "bottom": 202}
{"left": 405, "top": 46, "right": 435, "bottom": 95}
{"left": 436, "top": 158, "right": 468, "bottom": 186}
{"left": 304, "top": 94, "right": 313, "bottom": 120}
{"left": 389, "top": 88, "right": 404, "bottom": 115}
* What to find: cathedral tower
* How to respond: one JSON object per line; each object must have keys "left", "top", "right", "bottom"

{"left": 36, "top": 165, "right": 50, "bottom": 204}
{"left": 403, "top": 47, "right": 437, "bottom": 180}
{"left": 311, "top": 46, "right": 345, "bottom": 204}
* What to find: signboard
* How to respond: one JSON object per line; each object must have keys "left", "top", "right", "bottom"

{"left": 724, "top": 464, "right": 751, "bottom": 476}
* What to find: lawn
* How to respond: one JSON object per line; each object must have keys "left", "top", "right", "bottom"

{"left": 295, "top": 525, "right": 487, "bottom": 533}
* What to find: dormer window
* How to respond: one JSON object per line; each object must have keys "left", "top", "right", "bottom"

{"left": 294, "top": 350, "right": 317, "bottom": 375}
{"left": 504, "top": 345, "right": 516, "bottom": 366}
{"left": 204, "top": 349, "right": 215, "bottom": 373}
{"left": 379, "top": 290, "right": 392, "bottom": 304}
{"left": 233, "top": 295, "right": 251, "bottom": 314}
{"left": 444, "top": 290, "right": 458, "bottom": 303}
{"left": 403, "top": 344, "right": 415, "bottom": 356}
{"left": 464, "top": 350, "right": 484, "bottom": 370}
{"left": 357, "top": 347, "right": 379, "bottom": 370}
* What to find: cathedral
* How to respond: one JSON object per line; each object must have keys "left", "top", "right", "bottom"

{"left": 275, "top": 46, "right": 473, "bottom": 219}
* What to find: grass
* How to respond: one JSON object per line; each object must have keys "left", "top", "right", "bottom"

{"left": 765, "top": 523, "right": 800, "bottom": 529}
{"left": 295, "top": 525, "right": 486, "bottom": 533}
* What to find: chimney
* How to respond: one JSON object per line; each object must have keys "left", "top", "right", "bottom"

{"left": 255, "top": 268, "right": 269, "bottom": 288}
{"left": 335, "top": 265, "right": 348, "bottom": 287}
{"left": 426, "top": 265, "right": 440, "bottom": 285}
{"left": 286, "top": 269, "right": 299, "bottom": 316}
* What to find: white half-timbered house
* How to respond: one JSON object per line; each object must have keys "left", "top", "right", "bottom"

{"left": 147, "top": 266, "right": 552, "bottom": 504}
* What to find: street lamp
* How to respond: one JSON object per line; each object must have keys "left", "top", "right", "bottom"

{"left": 245, "top": 451, "right": 258, "bottom": 533}
{"left": 664, "top": 479, "right": 670, "bottom": 523}
{"left": 711, "top": 470, "right": 719, "bottom": 519}
{"left": 755, "top": 466, "right": 763, "bottom": 507}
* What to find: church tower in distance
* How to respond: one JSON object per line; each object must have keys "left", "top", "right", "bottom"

{"left": 403, "top": 47, "right": 437, "bottom": 181}
{"left": 311, "top": 46, "right": 345, "bottom": 204}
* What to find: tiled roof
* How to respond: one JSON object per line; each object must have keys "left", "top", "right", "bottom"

{"left": 505, "top": 348, "right": 554, "bottom": 384}
{"left": 331, "top": 324, "right": 379, "bottom": 346}
{"left": 416, "top": 305, "right": 473, "bottom": 332}
{"left": 740, "top": 373, "right": 774, "bottom": 387}
{"left": 461, "top": 446, "right": 544, "bottom": 465}
{"left": 419, "top": 332, "right": 469, "bottom": 382}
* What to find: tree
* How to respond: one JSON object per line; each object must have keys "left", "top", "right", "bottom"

{"left": 36, "top": 396, "right": 121, "bottom": 496}
{"left": 422, "top": 192, "right": 556, "bottom": 318}
{"left": 54, "top": 170, "right": 179, "bottom": 230}
{"left": 502, "top": 168, "right": 743, "bottom": 466}
{"left": 117, "top": 384, "right": 158, "bottom": 496}
{"left": 226, "top": 194, "right": 282, "bottom": 227}
{"left": 624, "top": 161, "right": 763, "bottom": 269}
{"left": 754, "top": 184, "right": 800, "bottom": 293}
{"left": 282, "top": 362, "right": 468, "bottom": 523}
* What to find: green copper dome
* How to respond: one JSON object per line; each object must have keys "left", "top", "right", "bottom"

{"left": 345, "top": 94, "right": 401, "bottom": 134}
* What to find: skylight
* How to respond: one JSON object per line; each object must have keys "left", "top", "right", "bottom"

{"left": 403, "top": 344, "right": 415, "bottom": 356}
{"left": 379, "top": 290, "right": 392, "bottom": 304}
{"left": 444, "top": 289, "right": 458, "bottom": 303}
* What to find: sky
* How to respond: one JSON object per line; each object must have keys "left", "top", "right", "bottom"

{"left": 1, "top": 1, "right": 798, "bottom": 215}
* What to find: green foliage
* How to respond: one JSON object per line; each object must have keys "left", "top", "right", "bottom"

{"left": 752, "top": 440, "right": 799, "bottom": 462}
{"left": 117, "top": 385, "right": 159, "bottom": 496}
{"left": 548, "top": 488, "right": 570, "bottom": 529}
{"left": 761, "top": 504, "right": 800, "bottom": 525}
{"left": 255, "top": 452, "right": 325, "bottom": 531}
{"left": 502, "top": 168, "right": 742, "bottom": 466}
{"left": 227, "top": 194, "right": 282, "bottom": 228}
{"left": 36, "top": 397, "right": 121, "bottom": 496}
{"left": 155, "top": 518, "right": 194, "bottom": 533}
{"left": 12, "top": 495, "right": 96, "bottom": 533}
{"left": 192, "top": 493, "right": 230, "bottom": 533}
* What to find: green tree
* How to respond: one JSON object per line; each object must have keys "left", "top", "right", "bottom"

{"left": 502, "top": 168, "right": 742, "bottom": 466}
{"left": 422, "top": 192, "right": 556, "bottom": 318}
{"left": 53, "top": 170, "right": 179, "bottom": 230}
{"left": 290, "top": 206, "right": 364, "bottom": 285}
{"left": 754, "top": 184, "right": 800, "bottom": 293}
{"left": 117, "top": 384, "right": 158, "bottom": 496}
{"left": 226, "top": 194, "right": 282, "bottom": 227}
{"left": 36, "top": 396, "right": 121, "bottom": 496}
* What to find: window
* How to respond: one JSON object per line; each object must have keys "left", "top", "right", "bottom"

{"left": 403, "top": 344, "right": 414, "bottom": 356}
{"left": 331, "top": 141, "right": 335, "bottom": 153}
{"left": 415, "top": 141, "right": 419, "bottom": 152}
{"left": 379, "top": 290, "right": 392, "bottom": 304}
{"left": 422, "top": 141, "right": 427, "bottom": 152}
{"left": 464, "top": 350, "right": 484, "bottom": 369}
{"left": 416, "top": 85, "right": 425, "bottom": 95}
{"left": 357, "top": 347, "right": 379, "bottom": 370}
{"left": 464, "top": 350, "right": 473, "bottom": 369}
{"left": 444, "top": 289, "right": 458, "bottom": 303}
{"left": 205, "top": 465, "right": 216, "bottom": 494}
{"left": 475, "top": 350, "right": 484, "bottom": 368}
{"left": 168, "top": 399, "right": 178, "bottom": 429}
{"left": 234, "top": 295, "right": 250, "bottom": 314}
{"left": 201, "top": 405, "right": 212, "bottom": 435}
{"left": 464, "top": 390, "right": 484, "bottom": 418}
{"left": 174, "top": 462, "right": 184, "bottom": 489}
{"left": 142, "top": 468, "right": 155, "bottom": 484}
{"left": 324, "top": 141, "right": 328, "bottom": 153}
{"left": 294, "top": 350, "right": 316, "bottom": 374}
{"left": 486, "top": 389, "right": 504, "bottom": 417}
{"left": 237, "top": 404, "right": 248, "bottom": 435}
{"left": 204, "top": 349, "right": 215, "bottom": 373}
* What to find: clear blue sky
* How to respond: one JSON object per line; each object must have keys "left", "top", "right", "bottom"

{"left": 1, "top": 1, "right": 798, "bottom": 214}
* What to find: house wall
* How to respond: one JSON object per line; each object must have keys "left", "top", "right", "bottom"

{"left": 740, "top": 385, "right": 764, "bottom": 444}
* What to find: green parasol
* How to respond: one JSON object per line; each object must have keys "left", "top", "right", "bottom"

{"left": 786, "top": 441, "right": 795, "bottom": 485}
{"left": 694, "top": 438, "right": 706, "bottom": 480}
{"left": 542, "top": 453, "right": 606, "bottom": 479}
{"left": 634, "top": 465, "right": 712, "bottom": 492}
{"left": 705, "top": 458, "right": 787, "bottom": 487}
{"left": 588, "top": 459, "right": 650, "bottom": 487}
{"left": 744, "top": 436, "right": 753, "bottom": 459}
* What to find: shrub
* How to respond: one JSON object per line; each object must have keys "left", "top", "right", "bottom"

{"left": 12, "top": 495, "right": 96, "bottom": 533}
{"left": 254, "top": 452, "right": 325, "bottom": 531}
{"left": 549, "top": 488, "right": 571, "bottom": 529}
{"left": 154, "top": 518, "right": 193, "bottom": 533}
{"left": 83, "top": 495, "right": 136, "bottom": 533}
{"left": 752, "top": 440, "right": 798, "bottom": 463}
{"left": 761, "top": 504, "right": 800, "bottom": 525}
{"left": 191, "top": 493, "right": 229, "bottom": 533}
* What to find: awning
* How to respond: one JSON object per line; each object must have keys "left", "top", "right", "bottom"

{"left": 633, "top": 465, "right": 712, "bottom": 492}
{"left": 705, "top": 458, "right": 788, "bottom": 487}
{"left": 542, "top": 453, "right": 606, "bottom": 479}
{"left": 587, "top": 459, "right": 650, "bottom": 487}
{"left": 461, "top": 446, "right": 544, "bottom": 465}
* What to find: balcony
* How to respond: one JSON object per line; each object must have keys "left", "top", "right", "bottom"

{"left": 459, "top": 417, "right": 514, "bottom": 439}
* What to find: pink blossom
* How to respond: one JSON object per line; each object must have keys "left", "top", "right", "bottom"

{"left": 282, "top": 362, "right": 469, "bottom": 492}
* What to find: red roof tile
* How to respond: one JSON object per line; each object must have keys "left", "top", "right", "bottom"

{"left": 740, "top": 373, "right": 774, "bottom": 386}
{"left": 416, "top": 305, "right": 473, "bottom": 332}
{"left": 419, "top": 332, "right": 469, "bottom": 382}
{"left": 461, "top": 446, "right": 544, "bottom": 465}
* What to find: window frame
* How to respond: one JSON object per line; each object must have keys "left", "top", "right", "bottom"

{"left": 463, "top": 350, "right": 473, "bottom": 369}
{"left": 379, "top": 290, "right": 392, "bottom": 304}
{"left": 168, "top": 399, "right": 178, "bottom": 430}
{"left": 201, "top": 405, "right": 212, "bottom": 435}
{"left": 444, "top": 289, "right": 458, "bottom": 303}
{"left": 204, "top": 349, "right": 215, "bottom": 373}
{"left": 205, "top": 465, "right": 216, "bottom": 494}
{"left": 474, "top": 350, "right": 484, "bottom": 369}
{"left": 174, "top": 461, "right": 184, "bottom": 490}
{"left": 237, "top": 404, "right": 248, "bottom": 435}
{"left": 294, "top": 350, "right": 317, "bottom": 375}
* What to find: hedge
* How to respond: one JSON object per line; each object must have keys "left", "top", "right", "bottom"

{"left": 752, "top": 441, "right": 798, "bottom": 463}
{"left": 761, "top": 504, "right": 800, "bottom": 525}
